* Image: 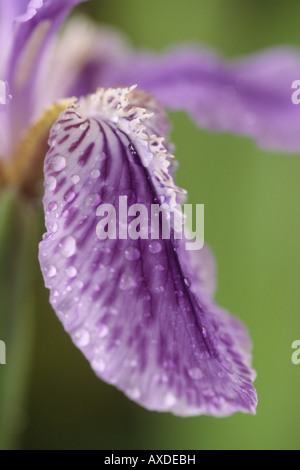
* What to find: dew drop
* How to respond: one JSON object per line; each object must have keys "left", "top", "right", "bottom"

{"left": 66, "top": 266, "right": 77, "bottom": 278}
{"left": 154, "top": 264, "right": 165, "bottom": 272}
{"left": 119, "top": 274, "right": 137, "bottom": 290}
{"left": 45, "top": 176, "right": 57, "bottom": 192}
{"left": 60, "top": 236, "right": 76, "bottom": 258}
{"left": 50, "top": 222, "right": 58, "bottom": 234}
{"left": 149, "top": 241, "right": 162, "bottom": 254}
{"left": 64, "top": 191, "right": 76, "bottom": 203}
{"left": 92, "top": 358, "right": 106, "bottom": 373}
{"left": 220, "top": 333, "right": 234, "bottom": 347}
{"left": 71, "top": 174, "right": 80, "bottom": 185}
{"left": 98, "top": 323, "right": 109, "bottom": 339}
{"left": 175, "top": 290, "right": 183, "bottom": 297}
{"left": 128, "top": 388, "right": 141, "bottom": 400}
{"left": 48, "top": 201, "right": 57, "bottom": 212}
{"left": 74, "top": 329, "right": 90, "bottom": 347}
{"left": 164, "top": 392, "right": 176, "bottom": 408}
{"left": 184, "top": 277, "right": 192, "bottom": 288}
{"left": 203, "top": 388, "right": 215, "bottom": 399}
{"left": 51, "top": 156, "right": 66, "bottom": 172}
{"left": 87, "top": 193, "right": 101, "bottom": 206}
{"left": 154, "top": 285, "right": 165, "bottom": 294}
{"left": 125, "top": 247, "right": 140, "bottom": 261}
{"left": 90, "top": 169, "right": 100, "bottom": 179}
{"left": 49, "top": 137, "right": 56, "bottom": 147}
{"left": 45, "top": 265, "right": 57, "bottom": 278}
{"left": 188, "top": 367, "right": 203, "bottom": 380}
{"left": 53, "top": 123, "right": 61, "bottom": 131}
{"left": 201, "top": 327, "right": 207, "bottom": 338}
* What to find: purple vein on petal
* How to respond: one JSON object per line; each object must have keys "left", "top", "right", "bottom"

{"left": 39, "top": 86, "right": 257, "bottom": 417}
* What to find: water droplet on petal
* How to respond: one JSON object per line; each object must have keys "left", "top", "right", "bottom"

{"left": 98, "top": 323, "right": 109, "bottom": 338}
{"left": 125, "top": 247, "right": 140, "bottom": 261}
{"left": 164, "top": 392, "right": 176, "bottom": 408}
{"left": 64, "top": 191, "right": 76, "bottom": 203}
{"left": 154, "top": 285, "right": 165, "bottom": 294}
{"left": 50, "top": 222, "right": 58, "bottom": 234}
{"left": 45, "top": 176, "right": 57, "bottom": 191}
{"left": 74, "top": 329, "right": 90, "bottom": 347}
{"left": 92, "top": 358, "right": 106, "bottom": 373}
{"left": 91, "top": 169, "right": 100, "bottom": 179}
{"left": 154, "top": 264, "right": 165, "bottom": 272}
{"left": 49, "top": 137, "right": 56, "bottom": 147}
{"left": 66, "top": 266, "right": 77, "bottom": 278}
{"left": 184, "top": 277, "right": 192, "bottom": 288}
{"left": 53, "top": 123, "right": 61, "bottom": 131}
{"left": 119, "top": 274, "right": 137, "bottom": 290}
{"left": 48, "top": 201, "right": 57, "bottom": 212}
{"left": 201, "top": 327, "right": 207, "bottom": 338}
{"left": 128, "top": 388, "right": 141, "bottom": 400}
{"left": 60, "top": 236, "right": 76, "bottom": 258}
{"left": 71, "top": 174, "right": 80, "bottom": 185}
{"left": 188, "top": 367, "right": 203, "bottom": 380}
{"left": 45, "top": 265, "right": 57, "bottom": 278}
{"left": 87, "top": 193, "right": 101, "bottom": 206}
{"left": 175, "top": 290, "right": 183, "bottom": 297}
{"left": 51, "top": 156, "right": 66, "bottom": 172}
{"left": 149, "top": 241, "right": 162, "bottom": 254}
{"left": 203, "top": 388, "right": 215, "bottom": 399}
{"left": 220, "top": 333, "right": 234, "bottom": 347}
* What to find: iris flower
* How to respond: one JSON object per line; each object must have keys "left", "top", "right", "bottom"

{"left": 0, "top": 0, "right": 298, "bottom": 420}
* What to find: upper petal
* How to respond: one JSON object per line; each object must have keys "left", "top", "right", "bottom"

{"left": 39, "top": 86, "right": 257, "bottom": 417}
{"left": 35, "top": 17, "right": 130, "bottom": 113}
{"left": 0, "top": 0, "right": 28, "bottom": 76}
{"left": 2, "top": 0, "right": 86, "bottom": 157}
{"left": 86, "top": 40, "right": 300, "bottom": 152}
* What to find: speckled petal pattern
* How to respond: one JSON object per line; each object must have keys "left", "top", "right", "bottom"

{"left": 39, "top": 87, "right": 257, "bottom": 416}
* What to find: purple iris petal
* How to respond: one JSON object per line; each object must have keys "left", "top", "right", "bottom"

{"left": 37, "top": 19, "right": 130, "bottom": 114}
{"left": 39, "top": 87, "right": 257, "bottom": 416}
{"left": 0, "top": 1, "right": 27, "bottom": 74}
{"left": 72, "top": 34, "right": 300, "bottom": 152}
{"left": 126, "top": 47, "right": 300, "bottom": 152}
{"left": 2, "top": 0, "right": 86, "bottom": 154}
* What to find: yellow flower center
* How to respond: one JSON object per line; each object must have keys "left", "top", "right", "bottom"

{"left": 0, "top": 99, "right": 74, "bottom": 197}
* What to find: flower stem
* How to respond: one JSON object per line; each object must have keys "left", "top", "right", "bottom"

{"left": 0, "top": 189, "right": 39, "bottom": 449}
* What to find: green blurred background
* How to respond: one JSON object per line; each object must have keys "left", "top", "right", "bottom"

{"left": 11, "top": 0, "right": 300, "bottom": 449}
